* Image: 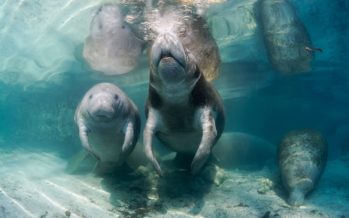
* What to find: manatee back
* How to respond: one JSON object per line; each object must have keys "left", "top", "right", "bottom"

{"left": 259, "top": 0, "right": 313, "bottom": 74}
{"left": 278, "top": 129, "right": 328, "bottom": 204}
{"left": 83, "top": 4, "right": 144, "bottom": 75}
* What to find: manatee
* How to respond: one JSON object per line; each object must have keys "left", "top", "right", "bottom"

{"left": 143, "top": 10, "right": 225, "bottom": 176}
{"left": 259, "top": 0, "right": 313, "bottom": 74}
{"left": 83, "top": 4, "right": 145, "bottom": 75}
{"left": 212, "top": 132, "right": 276, "bottom": 170}
{"left": 278, "top": 129, "right": 328, "bottom": 206}
{"left": 75, "top": 82, "right": 140, "bottom": 173}
{"left": 145, "top": 6, "right": 220, "bottom": 81}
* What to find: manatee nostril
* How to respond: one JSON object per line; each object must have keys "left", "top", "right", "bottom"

{"left": 89, "top": 94, "right": 93, "bottom": 99}
{"left": 160, "top": 50, "right": 171, "bottom": 59}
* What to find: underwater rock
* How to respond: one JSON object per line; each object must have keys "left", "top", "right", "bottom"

{"left": 195, "top": 160, "right": 226, "bottom": 186}
{"left": 259, "top": 0, "right": 314, "bottom": 74}
{"left": 143, "top": 9, "right": 225, "bottom": 175}
{"left": 257, "top": 178, "right": 274, "bottom": 194}
{"left": 212, "top": 132, "right": 276, "bottom": 170}
{"left": 278, "top": 129, "right": 328, "bottom": 206}
{"left": 83, "top": 4, "right": 145, "bottom": 75}
{"left": 75, "top": 82, "right": 140, "bottom": 174}
{"left": 145, "top": 6, "right": 220, "bottom": 81}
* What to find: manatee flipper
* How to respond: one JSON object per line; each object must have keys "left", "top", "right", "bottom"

{"left": 144, "top": 109, "right": 163, "bottom": 176}
{"left": 117, "top": 121, "right": 136, "bottom": 167}
{"left": 77, "top": 119, "right": 100, "bottom": 161}
{"left": 65, "top": 150, "right": 97, "bottom": 174}
{"left": 191, "top": 108, "right": 217, "bottom": 175}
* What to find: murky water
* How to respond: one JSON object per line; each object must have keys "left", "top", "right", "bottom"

{"left": 0, "top": 0, "right": 348, "bottom": 217}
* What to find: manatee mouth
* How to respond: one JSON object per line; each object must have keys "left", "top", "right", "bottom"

{"left": 96, "top": 113, "right": 112, "bottom": 119}
{"left": 91, "top": 110, "right": 115, "bottom": 122}
{"left": 89, "top": 102, "right": 118, "bottom": 122}
{"left": 159, "top": 51, "right": 185, "bottom": 68}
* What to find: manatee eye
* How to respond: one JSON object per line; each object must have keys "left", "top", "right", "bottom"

{"left": 89, "top": 94, "right": 93, "bottom": 99}
{"left": 121, "top": 25, "right": 125, "bottom": 29}
{"left": 178, "top": 26, "right": 187, "bottom": 37}
{"left": 114, "top": 94, "right": 119, "bottom": 100}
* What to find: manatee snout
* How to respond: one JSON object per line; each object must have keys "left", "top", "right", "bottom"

{"left": 151, "top": 33, "right": 186, "bottom": 67}
{"left": 88, "top": 93, "right": 118, "bottom": 121}
{"left": 151, "top": 33, "right": 187, "bottom": 83}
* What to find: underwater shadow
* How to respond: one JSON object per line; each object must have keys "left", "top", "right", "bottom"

{"left": 99, "top": 159, "right": 215, "bottom": 217}
{"left": 155, "top": 169, "right": 214, "bottom": 215}
{"left": 99, "top": 166, "right": 157, "bottom": 217}
{"left": 151, "top": 156, "right": 218, "bottom": 216}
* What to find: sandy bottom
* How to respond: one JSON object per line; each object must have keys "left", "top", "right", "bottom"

{"left": 0, "top": 148, "right": 348, "bottom": 218}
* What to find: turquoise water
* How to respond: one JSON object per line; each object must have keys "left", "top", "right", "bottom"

{"left": 0, "top": 0, "right": 348, "bottom": 217}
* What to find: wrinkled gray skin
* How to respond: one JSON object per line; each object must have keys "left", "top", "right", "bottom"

{"left": 75, "top": 83, "right": 140, "bottom": 173}
{"left": 259, "top": 0, "right": 313, "bottom": 74}
{"left": 278, "top": 129, "right": 328, "bottom": 206}
{"left": 144, "top": 7, "right": 220, "bottom": 81}
{"left": 143, "top": 29, "right": 225, "bottom": 176}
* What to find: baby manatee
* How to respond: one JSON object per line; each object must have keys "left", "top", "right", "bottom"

{"left": 75, "top": 83, "right": 140, "bottom": 173}
{"left": 278, "top": 129, "right": 328, "bottom": 206}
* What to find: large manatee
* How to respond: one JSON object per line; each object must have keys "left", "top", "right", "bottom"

{"left": 143, "top": 8, "right": 225, "bottom": 176}
{"left": 259, "top": 0, "right": 313, "bottom": 74}
{"left": 75, "top": 83, "right": 140, "bottom": 173}
{"left": 278, "top": 129, "right": 328, "bottom": 206}
{"left": 83, "top": 4, "right": 144, "bottom": 75}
